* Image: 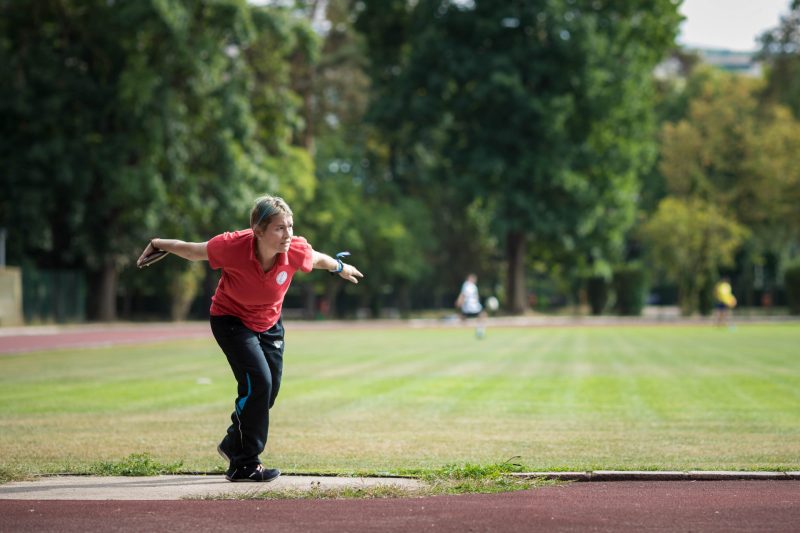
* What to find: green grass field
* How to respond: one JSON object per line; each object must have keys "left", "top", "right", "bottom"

{"left": 1, "top": 323, "right": 799, "bottom": 480}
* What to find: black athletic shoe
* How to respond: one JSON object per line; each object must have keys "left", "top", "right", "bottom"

{"left": 217, "top": 441, "right": 231, "bottom": 463}
{"left": 225, "top": 464, "right": 281, "bottom": 482}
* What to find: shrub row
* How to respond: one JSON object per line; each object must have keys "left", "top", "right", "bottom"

{"left": 587, "top": 259, "right": 800, "bottom": 316}
{"left": 587, "top": 264, "right": 647, "bottom": 316}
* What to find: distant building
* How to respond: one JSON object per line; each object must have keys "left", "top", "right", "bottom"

{"left": 690, "top": 48, "right": 762, "bottom": 77}
{"left": 655, "top": 47, "right": 762, "bottom": 80}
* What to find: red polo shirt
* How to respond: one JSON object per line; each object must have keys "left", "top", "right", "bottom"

{"left": 207, "top": 230, "right": 314, "bottom": 331}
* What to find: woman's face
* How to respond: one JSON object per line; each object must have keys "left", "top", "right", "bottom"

{"left": 257, "top": 214, "right": 293, "bottom": 255}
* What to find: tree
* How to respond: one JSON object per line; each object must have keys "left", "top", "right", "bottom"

{"left": 658, "top": 67, "right": 800, "bottom": 281}
{"left": 0, "top": 1, "right": 317, "bottom": 320}
{"left": 289, "top": 0, "right": 439, "bottom": 317}
{"left": 755, "top": 1, "right": 800, "bottom": 248}
{"left": 759, "top": 0, "right": 800, "bottom": 118}
{"left": 639, "top": 48, "right": 707, "bottom": 214}
{"left": 356, "top": 0, "right": 682, "bottom": 313}
{"left": 641, "top": 197, "right": 748, "bottom": 315}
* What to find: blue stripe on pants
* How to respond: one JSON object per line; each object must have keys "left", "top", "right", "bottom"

{"left": 236, "top": 373, "right": 251, "bottom": 415}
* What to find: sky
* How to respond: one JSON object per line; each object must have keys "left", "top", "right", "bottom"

{"left": 678, "top": 0, "right": 792, "bottom": 51}
{"left": 251, "top": 0, "right": 794, "bottom": 53}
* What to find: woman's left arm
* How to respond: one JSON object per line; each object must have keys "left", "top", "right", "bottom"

{"left": 312, "top": 251, "right": 364, "bottom": 284}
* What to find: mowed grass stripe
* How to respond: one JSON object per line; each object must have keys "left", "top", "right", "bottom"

{"left": 0, "top": 323, "right": 798, "bottom": 475}
{"left": 0, "top": 339, "right": 229, "bottom": 415}
{"left": 276, "top": 324, "right": 800, "bottom": 470}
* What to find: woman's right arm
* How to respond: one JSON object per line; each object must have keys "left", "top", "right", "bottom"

{"left": 149, "top": 238, "right": 209, "bottom": 262}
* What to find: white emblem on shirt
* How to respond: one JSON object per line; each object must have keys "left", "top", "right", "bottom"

{"left": 276, "top": 271, "right": 288, "bottom": 285}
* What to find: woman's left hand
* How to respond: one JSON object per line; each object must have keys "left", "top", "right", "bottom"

{"left": 339, "top": 264, "right": 364, "bottom": 284}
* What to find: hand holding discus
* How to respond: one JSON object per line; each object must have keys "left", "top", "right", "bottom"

{"left": 137, "top": 239, "right": 169, "bottom": 268}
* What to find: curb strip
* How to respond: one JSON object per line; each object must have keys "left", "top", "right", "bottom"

{"left": 509, "top": 471, "right": 800, "bottom": 481}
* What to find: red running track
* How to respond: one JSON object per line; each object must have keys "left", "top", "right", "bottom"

{"left": 1, "top": 481, "right": 799, "bottom": 532}
{"left": 0, "top": 323, "right": 211, "bottom": 354}
{"left": 0, "top": 321, "right": 402, "bottom": 354}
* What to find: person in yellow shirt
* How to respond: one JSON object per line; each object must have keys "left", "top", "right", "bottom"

{"left": 714, "top": 276, "right": 736, "bottom": 327}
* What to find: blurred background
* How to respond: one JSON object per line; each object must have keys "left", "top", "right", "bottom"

{"left": 1, "top": 0, "right": 799, "bottom": 324}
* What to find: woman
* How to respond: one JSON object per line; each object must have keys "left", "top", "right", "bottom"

{"left": 137, "top": 195, "right": 363, "bottom": 482}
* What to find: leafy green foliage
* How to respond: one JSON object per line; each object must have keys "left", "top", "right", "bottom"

{"left": 655, "top": 66, "right": 800, "bottom": 306}
{"left": 659, "top": 68, "right": 800, "bottom": 248}
{"left": 197, "top": 459, "right": 557, "bottom": 499}
{"left": 759, "top": 0, "right": 800, "bottom": 118}
{"left": 356, "top": 0, "right": 682, "bottom": 312}
{"left": 301, "top": 0, "right": 436, "bottom": 316}
{"left": 641, "top": 197, "right": 748, "bottom": 315}
{"left": 425, "top": 459, "right": 524, "bottom": 481}
{"left": 91, "top": 453, "right": 184, "bottom": 476}
{"left": 612, "top": 263, "right": 648, "bottom": 316}
{"left": 3, "top": 1, "right": 797, "bottom": 319}
{"left": 0, "top": 466, "right": 26, "bottom": 484}
{"left": 420, "top": 461, "right": 555, "bottom": 495}
{"left": 0, "top": 1, "right": 317, "bottom": 319}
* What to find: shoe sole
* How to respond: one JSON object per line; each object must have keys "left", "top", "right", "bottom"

{"left": 225, "top": 471, "right": 281, "bottom": 483}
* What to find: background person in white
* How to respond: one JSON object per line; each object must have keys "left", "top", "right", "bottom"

{"left": 455, "top": 273, "right": 487, "bottom": 338}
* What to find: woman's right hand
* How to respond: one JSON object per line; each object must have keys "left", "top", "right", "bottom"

{"left": 136, "top": 238, "right": 167, "bottom": 268}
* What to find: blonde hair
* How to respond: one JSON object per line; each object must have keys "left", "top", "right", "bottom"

{"left": 250, "top": 195, "right": 293, "bottom": 231}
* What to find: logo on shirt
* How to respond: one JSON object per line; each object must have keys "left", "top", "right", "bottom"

{"left": 276, "top": 271, "right": 288, "bottom": 285}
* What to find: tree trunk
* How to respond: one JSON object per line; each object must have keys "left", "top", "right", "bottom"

{"left": 506, "top": 230, "right": 527, "bottom": 314}
{"left": 678, "top": 275, "right": 697, "bottom": 316}
{"left": 324, "top": 281, "right": 340, "bottom": 319}
{"left": 169, "top": 263, "right": 203, "bottom": 321}
{"left": 88, "top": 260, "right": 118, "bottom": 321}
{"left": 396, "top": 282, "right": 410, "bottom": 318}
{"left": 302, "top": 281, "right": 316, "bottom": 320}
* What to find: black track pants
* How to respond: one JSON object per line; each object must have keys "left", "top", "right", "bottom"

{"left": 210, "top": 315, "right": 284, "bottom": 468}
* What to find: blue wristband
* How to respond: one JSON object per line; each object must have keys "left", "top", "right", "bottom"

{"left": 329, "top": 251, "right": 351, "bottom": 274}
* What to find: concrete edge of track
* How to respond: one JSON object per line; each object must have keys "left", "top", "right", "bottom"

{"left": 0, "top": 474, "right": 424, "bottom": 501}
{"left": 510, "top": 470, "right": 800, "bottom": 481}
{"left": 1, "top": 471, "right": 798, "bottom": 501}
